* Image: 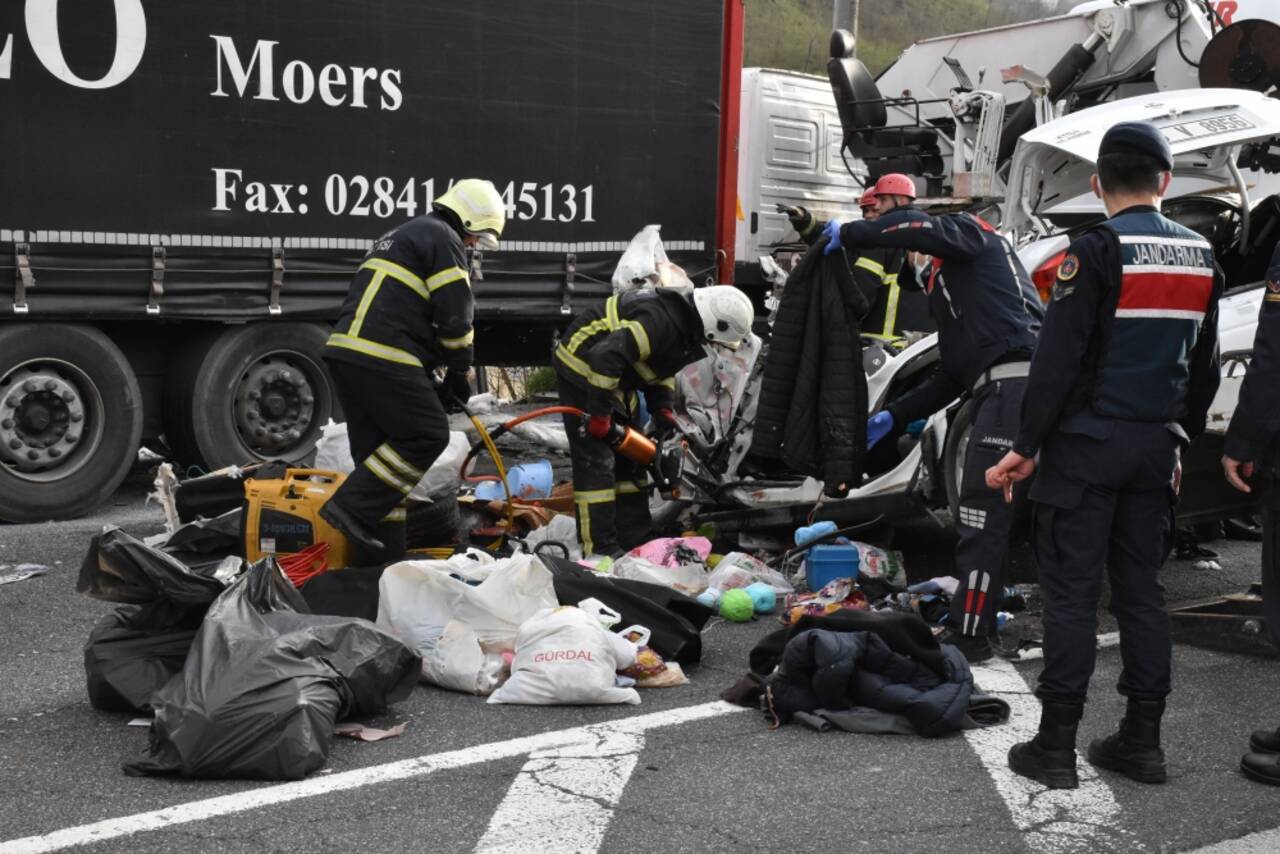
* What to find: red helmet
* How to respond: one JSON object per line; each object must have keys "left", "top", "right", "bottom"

{"left": 871, "top": 173, "right": 917, "bottom": 199}
{"left": 858, "top": 189, "right": 878, "bottom": 209}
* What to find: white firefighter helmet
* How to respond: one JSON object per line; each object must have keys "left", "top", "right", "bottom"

{"left": 692, "top": 285, "right": 754, "bottom": 349}
{"left": 433, "top": 179, "right": 506, "bottom": 250}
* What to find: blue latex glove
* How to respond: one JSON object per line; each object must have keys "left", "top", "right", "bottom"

{"left": 867, "top": 410, "right": 895, "bottom": 449}
{"left": 821, "top": 219, "right": 843, "bottom": 255}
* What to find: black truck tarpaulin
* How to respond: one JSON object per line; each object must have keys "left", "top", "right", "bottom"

{"left": 0, "top": 1, "right": 724, "bottom": 321}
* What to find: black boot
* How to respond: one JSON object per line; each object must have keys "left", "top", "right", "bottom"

{"left": 1008, "top": 702, "right": 1082, "bottom": 789}
{"left": 937, "top": 628, "right": 993, "bottom": 664}
{"left": 1249, "top": 726, "right": 1280, "bottom": 754}
{"left": 319, "top": 500, "right": 386, "bottom": 553}
{"left": 1087, "top": 698, "right": 1167, "bottom": 784}
{"left": 1241, "top": 751, "right": 1280, "bottom": 785}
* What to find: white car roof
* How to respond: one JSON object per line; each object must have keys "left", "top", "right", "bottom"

{"left": 1003, "top": 89, "right": 1280, "bottom": 235}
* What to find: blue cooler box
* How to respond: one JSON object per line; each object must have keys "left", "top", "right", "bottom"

{"left": 806, "top": 544, "right": 860, "bottom": 591}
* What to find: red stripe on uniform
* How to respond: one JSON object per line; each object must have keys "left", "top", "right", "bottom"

{"left": 1118, "top": 271, "right": 1213, "bottom": 313}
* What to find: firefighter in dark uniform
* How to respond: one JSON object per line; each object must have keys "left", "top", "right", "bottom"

{"left": 822, "top": 177, "right": 1044, "bottom": 663}
{"left": 319, "top": 179, "right": 506, "bottom": 556}
{"left": 987, "top": 123, "right": 1223, "bottom": 790}
{"left": 555, "top": 285, "right": 755, "bottom": 557}
{"left": 1223, "top": 241, "right": 1280, "bottom": 785}
{"left": 781, "top": 177, "right": 933, "bottom": 339}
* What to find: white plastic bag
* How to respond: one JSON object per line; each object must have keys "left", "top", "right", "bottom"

{"left": 313, "top": 420, "right": 353, "bottom": 473}
{"left": 610, "top": 554, "right": 709, "bottom": 596}
{"left": 376, "top": 552, "right": 558, "bottom": 695}
{"left": 521, "top": 515, "right": 581, "bottom": 561}
{"left": 611, "top": 225, "right": 693, "bottom": 293}
{"left": 488, "top": 606, "right": 640, "bottom": 706}
{"left": 314, "top": 420, "right": 468, "bottom": 501}
{"left": 852, "top": 541, "right": 908, "bottom": 590}
{"left": 410, "top": 431, "right": 470, "bottom": 500}
{"left": 706, "top": 552, "right": 794, "bottom": 595}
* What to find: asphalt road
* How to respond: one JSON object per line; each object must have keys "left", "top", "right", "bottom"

{"left": 2, "top": 464, "right": 1279, "bottom": 854}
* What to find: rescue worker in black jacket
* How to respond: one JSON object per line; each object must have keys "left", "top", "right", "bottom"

{"left": 1223, "top": 241, "right": 1280, "bottom": 786}
{"left": 987, "top": 123, "right": 1223, "bottom": 790}
{"left": 822, "top": 177, "right": 1044, "bottom": 663}
{"left": 555, "top": 285, "right": 754, "bottom": 557}
{"left": 781, "top": 176, "right": 933, "bottom": 338}
{"left": 319, "top": 179, "right": 506, "bottom": 556}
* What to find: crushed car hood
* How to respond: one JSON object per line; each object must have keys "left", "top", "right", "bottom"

{"left": 1003, "top": 88, "right": 1280, "bottom": 236}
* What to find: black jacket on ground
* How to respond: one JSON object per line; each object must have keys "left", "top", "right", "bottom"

{"left": 764, "top": 628, "right": 973, "bottom": 737}
{"left": 750, "top": 241, "right": 871, "bottom": 491}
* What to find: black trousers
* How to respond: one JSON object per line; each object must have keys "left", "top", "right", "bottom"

{"left": 1264, "top": 480, "right": 1280, "bottom": 649}
{"left": 325, "top": 359, "right": 451, "bottom": 559}
{"left": 1031, "top": 418, "right": 1178, "bottom": 706}
{"left": 949, "top": 377, "right": 1028, "bottom": 637}
{"left": 556, "top": 376, "right": 652, "bottom": 557}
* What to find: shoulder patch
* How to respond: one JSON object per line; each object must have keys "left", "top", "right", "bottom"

{"left": 1057, "top": 253, "right": 1080, "bottom": 282}
{"left": 1267, "top": 277, "right": 1280, "bottom": 294}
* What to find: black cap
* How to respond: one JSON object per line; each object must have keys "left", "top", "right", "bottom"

{"left": 1099, "top": 121, "right": 1174, "bottom": 171}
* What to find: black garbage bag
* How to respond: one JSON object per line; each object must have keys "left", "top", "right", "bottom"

{"left": 124, "top": 559, "right": 420, "bottom": 780}
{"left": 79, "top": 528, "right": 237, "bottom": 713}
{"left": 541, "top": 555, "right": 713, "bottom": 665}
{"left": 78, "top": 526, "right": 227, "bottom": 606}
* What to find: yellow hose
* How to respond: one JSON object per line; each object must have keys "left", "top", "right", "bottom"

{"left": 468, "top": 413, "right": 516, "bottom": 537}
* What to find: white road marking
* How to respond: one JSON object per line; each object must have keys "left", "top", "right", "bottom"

{"left": 0, "top": 701, "right": 747, "bottom": 854}
{"left": 966, "top": 655, "right": 1130, "bottom": 854}
{"left": 1184, "top": 824, "right": 1280, "bottom": 853}
{"left": 475, "top": 730, "right": 644, "bottom": 853}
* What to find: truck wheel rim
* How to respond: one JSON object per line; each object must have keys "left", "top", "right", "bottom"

{"left": 0, "top": 359, "right": 105, "bottom": 482}
{"left": 233, "top": 350, "right": 324, "bottom": 457}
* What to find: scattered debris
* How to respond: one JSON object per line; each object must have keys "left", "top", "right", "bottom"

{"left": 0, "top": 564, "right": 50, "bottom": 586}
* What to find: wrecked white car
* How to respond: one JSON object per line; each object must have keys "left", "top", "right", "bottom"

{"left": 669, "top": 88, "right": 1280, "bottom": 536}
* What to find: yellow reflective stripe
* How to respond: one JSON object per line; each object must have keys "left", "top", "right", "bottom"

{"left": 654, "top": 376, "right": 676, "bottom": 390}
{"left": 439, "top": 329, "right": 475, "bottom": 350}
{"left": 326, "top": 333, "right": 423, "bottom": 367}
{"left": 605, "top": 295, "right": 651, "bottom": 360}
{"left": 426, "top": 266, "right": 469, "bottom": 292}
{"left": 348, "top": 271, "right": 386, "bottom": 338}
{"left": 616, "top": 480, "right": 649, "bottom": 495}
{"left": 361, "top": 258, "right": 428, "bottom": 299}
{"left": 381, "top": 506, "right": 407, "bottom": 522}
{"left": 364, "top": 456, "right": 414, "bottom": 495}
{"left": 633, "top": 360, "right": 658, "bottom": 383}
{"left": 556, "top": 345, "right": 620, "bottom": 390}
{"left": 881, "top": 279, "right": 901, "bottom": 338}
{"left": 623, "top": 320, "right": 650, "bottom": 360}
{"left": 376, "top": 443, "right": 424, "bottom": 482}
{"left": 854, "top": 256, "right": 887, "bottom": 277}
{"left": 574, "top": 489, "right": 616, "bottom": 503}
{"left": 578, "top": 502, "right": 594, "bottom": 555}
{"left": 567, "top": 318, "right": 610, "bottom": 355}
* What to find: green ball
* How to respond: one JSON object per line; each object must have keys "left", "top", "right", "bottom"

{"left": 720, "top": 588, "right": 755, "bottom": 622}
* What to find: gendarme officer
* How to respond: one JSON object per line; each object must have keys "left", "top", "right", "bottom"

{"left": 987, "top": 122, "right": 1224, "bottom": 790}
{"left": 1222, "top": 241, "right": 1280, "bottom": 785}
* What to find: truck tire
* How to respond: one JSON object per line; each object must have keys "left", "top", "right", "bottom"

{"left": 164, "top": 323, "right": 339, "bottom": 472}
{"left": 0, "top": 324, "right": 143, "bottom": 522}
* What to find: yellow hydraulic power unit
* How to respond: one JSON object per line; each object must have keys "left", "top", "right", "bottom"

{"left": 242, "top": 468, "right": 351, "bottom": 566}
